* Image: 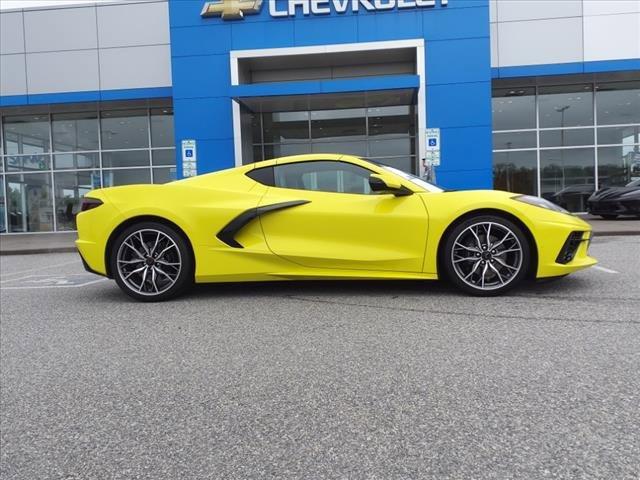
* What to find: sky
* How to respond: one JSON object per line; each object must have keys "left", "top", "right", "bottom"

{"left": 0, "top": 0, "right": 119, "bottom": 9}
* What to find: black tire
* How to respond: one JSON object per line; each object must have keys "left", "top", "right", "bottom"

{"left": 109, "top": 221, "right": 193, "bottom": 302}
{"left": 600, "top": 214, "right": 618, "bottom": 220}
{"left": 441, "top": 215, "right": 531, "bottom": 296}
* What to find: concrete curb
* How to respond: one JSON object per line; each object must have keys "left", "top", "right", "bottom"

{"left": 0, "top": 247, "right": 78, "bottom": 256}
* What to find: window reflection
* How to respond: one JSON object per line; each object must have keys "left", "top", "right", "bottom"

{"left": 100, "top": 109, "right": 149, "bottom": 150}
{"left": 54, "top": 171, "right": 97, "bottom": 231}
{"left": 102, "top": 150, "right": 150, "bottom": 168}
{"left": 598, "top": 145, "right": 640, "bottom": 188}
{"left": 102, "top": 168, "right": 151, "bottom": 187}
{"left": 493, "top": 150, "right": 537, "bottom": 196}
{"left": 492, "top": 87, "right": 536, "bottom": 131}
{"left": 596, "top": 81, "right": 640, "bottom": 126}
{"left": 52, "top": 112, "right": 99, "bottom": 152}
{"left": 6, "top": 173, "right": 53, "bottom": 232}
{"left": 538, "top": 84, "right": 594, "bottom": 128}
{"left": 598, "top": 125, "right": 640, "bottom": 146}
{"left": 0, "top": 176, "right": 6, "bottom": 233}
{"left": 263, "top": 112, "right": 309, "bottom": 143}
{"left": 311, "top": 109, "right": 366, "bottom": 141}
{"left": 150, "top": 108, "right": 174, "bottom": 148}
{"left": 540, "top": 148, "right": 595, "bottom": 212}
{"left": 493, "top": 131, "right": 537, "bottom": 150}
{"left": 540, "top": 128, "right": 594, "bottom": 148}
{"left": 3, "top": 114, "right": 50, "bottom": 154}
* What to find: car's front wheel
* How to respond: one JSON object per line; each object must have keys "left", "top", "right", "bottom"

{"left": 442, "top": 215, "right": 530, "bottom": 296}
{"left": 110, "top": 221, "right": 193, "bottom": 301}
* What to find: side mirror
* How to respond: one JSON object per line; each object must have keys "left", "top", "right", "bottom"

{"left": 369, "top": 173, "right": 412, "bottom": 196}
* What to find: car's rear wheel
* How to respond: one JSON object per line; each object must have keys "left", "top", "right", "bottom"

{"left": 600, "top": 214, "right": 618, "bottom": 220}
{"left": 442, "top": 215, "right": 530, "bottom": 296}
{"left": 110, "top": 222, "right": 193, "bottom": 301}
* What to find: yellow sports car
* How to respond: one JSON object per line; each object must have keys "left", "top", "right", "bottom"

{"left": 76, "top": 154, "right": 596, "bottom": 301}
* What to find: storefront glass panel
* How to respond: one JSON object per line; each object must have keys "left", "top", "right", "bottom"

{"left": 54, "top": 171, "right": 96, "bottom": 231}
{"left": 6, "top": 173, "right": 53, "bottom": 233}
{"left": 493, "top": 150, "right": 537, "bottom": 196}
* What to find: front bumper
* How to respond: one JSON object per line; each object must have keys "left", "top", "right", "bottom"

{"left": 535, "top": 218, "right": 597, "bottom": 278}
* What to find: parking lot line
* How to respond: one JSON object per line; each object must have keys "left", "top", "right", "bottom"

{"left": 592, "top": 265, "right": 620, "bottom": 274}
{"left": 0, "top": 260, "right": 79, "bottom": 280}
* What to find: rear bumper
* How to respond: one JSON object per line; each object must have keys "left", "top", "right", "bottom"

{"left": 77, "top": 248, "right": 109, "bottom": 278}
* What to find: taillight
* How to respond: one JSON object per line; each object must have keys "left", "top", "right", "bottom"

{"left": 80, "top": 197, "right": 103, "bottom": 212}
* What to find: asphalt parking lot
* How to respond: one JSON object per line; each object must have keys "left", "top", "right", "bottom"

{"left": 1, "top": 235, "right": 639, "bottom": 479}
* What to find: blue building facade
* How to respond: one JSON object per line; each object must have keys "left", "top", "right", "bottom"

{"left": 169, "top": 0, "right": 493, "bottom": 189}
{"left": 0, "top": 0, "right": 638, "bottom": 233}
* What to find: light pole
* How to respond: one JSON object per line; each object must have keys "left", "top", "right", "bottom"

{"left": 555, "top": 105, "right": 570, "bottom": 190}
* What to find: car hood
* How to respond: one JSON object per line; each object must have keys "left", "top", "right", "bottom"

{"left": 588, "top": 186, "right": 640, "bottom": 201}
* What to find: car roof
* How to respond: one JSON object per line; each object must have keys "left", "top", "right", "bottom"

{"left": 247, "top": 153, "right": 374, "bottom": 170}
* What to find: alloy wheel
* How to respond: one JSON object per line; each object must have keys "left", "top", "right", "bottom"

{"left": 116, "top": 229, "right": 182, "bottom": 296}
{"left": 450, "top": 221, "right": 523, "bottom": 291}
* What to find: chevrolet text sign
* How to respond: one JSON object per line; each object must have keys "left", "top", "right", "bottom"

{"left": 202, "top": 0, "right": 448, "bottom": 20}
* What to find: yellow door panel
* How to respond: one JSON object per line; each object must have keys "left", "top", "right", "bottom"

{"left": 259, "top": 189, "right": 429, "bottom": 272}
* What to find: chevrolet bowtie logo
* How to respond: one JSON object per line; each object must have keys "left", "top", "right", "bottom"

{"left": 201, "top": 0, "right": 264, "bottom": 19}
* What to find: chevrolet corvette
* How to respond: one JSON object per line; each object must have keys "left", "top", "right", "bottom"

{"left": 76, "top": 154, "right": 597, "bottom": 301}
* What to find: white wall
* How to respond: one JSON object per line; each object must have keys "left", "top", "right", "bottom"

{"left": 0, "top": 0, "right": 171, "bottom": 97}
{"left": 490, "top": 0, "right": 640, "bottom": 68}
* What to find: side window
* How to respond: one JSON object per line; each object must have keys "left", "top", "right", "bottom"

{"left": 246, "top": 166, "right": 275, "bottom": 186}
{"left": 273, "top": 161, "right": 373, "bottom": 194}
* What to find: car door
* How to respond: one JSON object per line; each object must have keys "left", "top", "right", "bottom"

{"left": 256, "top": 160, "right": 429, "bottom": 273}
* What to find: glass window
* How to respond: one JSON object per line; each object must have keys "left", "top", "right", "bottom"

{"left": 368, "top": 137, "right": 414, "bottom": 157}
{"left": 102, "top": 168, "right": 151, "bottom": 187}
{"left": 52, "top": 112, "right": 99, "bottom": 152}
{"left": 152, "top": 149, "right": 176, "bottom": 166}
{"left": 538, "top": 84, "right": 594, "bottom": 128}
{"left": 598, "top": 125, "right": 640, "bottom": 146}
{"left": 540, "top": 128, "right": 594, "bottom": 148}
{"left": 367, "top": 106, "right": 414, "bottom": 137}
{"left": 540, "top": 148, "right": 595, "bottom": 212}
{"left": 274, "top": 161, "right": 373, "bottom": 194}
{"left": 596, "top": 81, "right": 640, "bottom": 126}
{"left": 53, "top": 152, "right": 99, "bottom": 170}
{"left": 251, "top": 113, "right": 262, "bottom": 144}
{"left": 311, "top": 141, "right": 367, "bottom": 156}
{"left": 102, "top": 150, "right": 150, "bottom": 168}
{"left": 262, "top": 112, "right": 309, "bottom": 143}
{"left": 493, "top": 131, "right": 537, "bottom": 150}
{"left": 263, "top": 143, "right": 312, "bottom": 159}
{"left": 493, "top": 150, "right": 537, "bottom": 196}
{"left": 0, "top": 176, "right": 6, "bottom": 233}
{"left": 5, "top": 154, "right": 51, "bottom": 172}
{"left": 598, "top": 145, "right": 640, "bottom": 188}
{"left": 373, "top": 157, "right": 415, "bottom": 174}
{"left": 100, "top": 109, "right": 149, "bottom": 150}
{"left": 153, "top": 167, "right": 176, "bottom": 184}
{"left": 150, "top": 108, "right": 174, "bottom": 148}
{"left": 492, "top": 87, "right": 536, "bottom": 131}
{"left": 6, "top": 173, "right": 53, "bottom": 232}
{"left": 3, "top": 114, "right": 50, "bottom": 154}
{"left": 54, "top": 171, "right": 97, "bottom": 231}
{"left": 310, "top": 109, "right": 366, "bottom": 141}
{"left": 253, "top": 145, "right": 264, "bottom": 162}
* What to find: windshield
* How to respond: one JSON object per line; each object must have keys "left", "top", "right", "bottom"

{"left": 380, "top": 165, "right": 444, "bottom": 193}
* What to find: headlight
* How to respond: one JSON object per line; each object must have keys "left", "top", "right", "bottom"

{"left": 512, "top": 195, "right": 569, "bottom": 214}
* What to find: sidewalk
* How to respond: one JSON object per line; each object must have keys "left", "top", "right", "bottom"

{"left": 0, "top": 232, "right": 77, "bottom": 255}
{"left": 0, "top": 216, "right": 638, "bottom": 255}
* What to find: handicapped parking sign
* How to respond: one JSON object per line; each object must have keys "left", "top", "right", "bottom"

{"left": 426, "top": 128, "right": 441, "bottom": 152}
{"left": 428, "top": 138, "right": 438, "bottom": 147}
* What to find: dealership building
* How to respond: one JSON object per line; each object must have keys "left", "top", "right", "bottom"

{"left": 0, "top": 0, "right": 638, "bottom": 234}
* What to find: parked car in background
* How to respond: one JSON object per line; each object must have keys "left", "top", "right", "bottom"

{"left": 587, "top": 179, "right": 640, "bottom": 219}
